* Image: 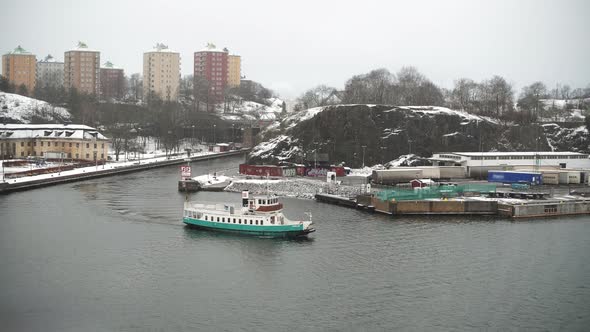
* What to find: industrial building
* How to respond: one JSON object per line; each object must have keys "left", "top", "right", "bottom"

{"left": 430, "top": 152, "right": 590, "bottom": 178}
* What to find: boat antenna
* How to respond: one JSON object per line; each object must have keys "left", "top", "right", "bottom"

{"left": 266, "top": 171, "right": 270, "bottom": 197}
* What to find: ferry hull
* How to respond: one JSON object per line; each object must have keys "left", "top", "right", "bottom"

{"left": 183, "top": 217, "right": 314, "bottom": 237}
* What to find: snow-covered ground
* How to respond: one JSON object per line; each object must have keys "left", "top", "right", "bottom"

{"left": 1, "top": 147, "right": 228, "bottom": 185}
{"left": 0, "top": 92, "right": 71, "bottom": 123}
{"left": 218, "top": 97, "right": 285, "bottom": 123}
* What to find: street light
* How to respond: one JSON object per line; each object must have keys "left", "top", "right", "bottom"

{"left": 191, "top": 125, "right": 195, "bottom": 146}
{"left": 361, "top": 145, "right": 367, "bottom": 168}
{"left": 213, "top": 124, "right": 216, "bottom": 144}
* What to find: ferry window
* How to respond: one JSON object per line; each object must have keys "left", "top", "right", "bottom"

{"left": 255, "top": 220, "right": 258, "bottom": 225}
{"left": 205, "top": 215, "right": 207, "bottom": 221}
{"left": 250, "top": 220, "right": 253, "bottom": 225}
{"left": 217, "top": 217, "right": 219, "bottom": 222}
{"left": 238, "top": 219, "right": 241, "bottom": 224}
{"left": 222, "top": 217, "right": 225, "bottom": 223}
{"left": 260, "top": 220, "right": 263, "bottom": 225}
{"left": 233, "top": 218, "right": 236, "bottom": 223}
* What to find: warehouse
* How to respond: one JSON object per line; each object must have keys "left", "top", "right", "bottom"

{"left": 430, "top": 151, "right": 590, "bottom": 178}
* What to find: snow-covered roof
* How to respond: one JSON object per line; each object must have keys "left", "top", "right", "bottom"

{"left": 0, "top": 124, "right": 108, "bottom": 140}
{"left": 101, "top": 61, "right": 122, "bottom": 70}
{"left": 145, "top": 43, "right": 178, "bottom": 53}
{"left": 67, "top": 41, "right": 99, "bottom": 53}
{"left": 196, "top": 43, "right": 228, "bottom": 53}
{"left": 5, "top": 45, "right": 33, "bottom": 56}
{"left": 38, "top": 54, "right": 62, "bottom": 63}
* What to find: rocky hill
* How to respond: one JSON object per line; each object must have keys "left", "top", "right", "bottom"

{"left": 248, "top": 104, "right": 589, "bottom": 167}
{"left": 0, "top": 92, "right": 71, "bottom": 124}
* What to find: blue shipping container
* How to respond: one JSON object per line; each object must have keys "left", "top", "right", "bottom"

{"left": 487, "top": 171, "right": 543, "bottom": 185}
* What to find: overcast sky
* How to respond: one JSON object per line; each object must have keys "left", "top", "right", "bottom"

{"left": 2, "top": 0, "right": 589, "bottom": 98}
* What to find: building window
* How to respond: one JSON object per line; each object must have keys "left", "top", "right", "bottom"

{"left": 41, "top": 141, "right": 44, "bottom": 147}
{"left": 86, "top": 143, "right": 89, "bottom": 148}
{"left": 54, "top": 142, "right": 58, "bottom": 147}
{"left": 21, "top": 151, "right": 24, "bottom": 156}
{"left": 21, "top": 142, "right": 24, "bottom": 147}
{"left": 101, "top": 153, "right": 104, "bottom": 159}
{"left": 62, "top": 142, "right": 65, "bottom": 147}
{"left": 94, "top": 143, "right": 97, "bottom": 149}
{"left": 69, "top": 143, "right": 72, "bottom": 147}
{"left": 77, "top": 143, "right": 79, "bottom": 148}
{"left": 86, "top": 153, "right": 89, "bottom": 159}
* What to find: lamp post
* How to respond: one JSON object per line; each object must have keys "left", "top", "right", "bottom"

{"left": 213, "top": 124, "right": 216, "bottom": 144}
{"left": 361, "top": 145, "right": 367, "bottom": 168}
{"left": 190, "top": 124, "right": 195, "bottom": 147}
{"left": 231, "top": 124, "right": 235, "bottom": 144}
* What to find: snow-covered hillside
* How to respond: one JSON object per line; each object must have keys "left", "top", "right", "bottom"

{"left": 0, "top": 92, "right": 71, "bottom": 123}
{"left": 218, "top": 97, "right": 285, "bottom": 122}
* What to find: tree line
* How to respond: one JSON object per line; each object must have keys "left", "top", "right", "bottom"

{"left": 294, "top": 67, "right": 590, "bottom": 123}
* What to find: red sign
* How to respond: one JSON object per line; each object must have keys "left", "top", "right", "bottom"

{"left": 180, "top": 166, "right": 191, "bottom": 178}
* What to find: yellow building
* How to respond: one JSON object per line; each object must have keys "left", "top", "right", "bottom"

{"left": 2, "top": 46, "right": 36, "bottom": 94}
{"left": 0, "top": 124, "right": 109, "bottom": 161}
{"left": 227, "top": 55, "right": 241, "bottom": 88}
{"left": 64, "top": 42, "right": 100, "bottom": 95}
{"left": 143, "top": 43, "right": 180, "bottom": 102}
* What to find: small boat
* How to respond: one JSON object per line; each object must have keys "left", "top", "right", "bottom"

{"left": 183, "top": 190, "right": 315, "bottom": 237}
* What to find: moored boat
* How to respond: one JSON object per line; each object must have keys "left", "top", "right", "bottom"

{"left": 183, "top": 190, "right": 315, "bottom": 237}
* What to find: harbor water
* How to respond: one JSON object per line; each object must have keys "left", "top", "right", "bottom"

{"left": 1, "top": 155, "right": 589, "bottom": 331}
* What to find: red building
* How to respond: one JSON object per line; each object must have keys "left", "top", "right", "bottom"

{"left": 100, "top": 61, "right": 125, "bottom": 100}
{"left": 194, "top": 44, "right": 228, "bottom": 103}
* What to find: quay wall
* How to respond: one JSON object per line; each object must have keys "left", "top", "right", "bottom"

{"left": 0, "top": 150, "right": 248, "bottom": 194}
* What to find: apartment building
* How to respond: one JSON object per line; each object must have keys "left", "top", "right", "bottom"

{"left": 194, "top": 43, "right": 229, "bottom": 103}
{"left": 36, "top": 54, "right": 64, "bottom": 88}
{"left": 64, "top": 42, "right": 100, "bottom": 95}
{"left": 100, "top": 61, "right": 125, "bottom": 100}
{"left": 2, "top": 45, "right": 36, "bottom": 93}
{"left": 143, "top": 43, "right": 180, "bottom": 102}
{"left": 227, "top": 55, "right": 241, "bottom": 88}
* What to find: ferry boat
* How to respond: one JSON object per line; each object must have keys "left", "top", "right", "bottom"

{"left": 183, "top": 191, "right": 315, "bottom": 237}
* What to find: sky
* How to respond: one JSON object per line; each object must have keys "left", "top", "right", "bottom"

{"left": 1, "top": 0, "right": 589, "bottom": 99}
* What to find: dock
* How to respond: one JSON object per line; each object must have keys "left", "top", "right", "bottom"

{"left": 316, "top": 192, "right": 590, "bottom": 218}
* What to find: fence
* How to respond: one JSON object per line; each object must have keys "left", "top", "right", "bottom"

{"left": 376, "top": 183, "right": 497, "bottom": 201}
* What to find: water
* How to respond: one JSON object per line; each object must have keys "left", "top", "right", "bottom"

{"left": 1, "top": 155, "right": 590, "bottom": 331}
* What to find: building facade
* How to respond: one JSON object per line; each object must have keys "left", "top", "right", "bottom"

{"left": 227, "top": 55, "right": 241, "bottom": 88}
{"left": 36, "top": 54, "right": 64, "bottom": 88}
{"left": 430, "top": 151, "right": 590, "bottom": 178}
{"left": 2, "top": 45, "right": 36, "bottom": 94}
{"left": 143, "top": 43, "right": 180, "bottom": 102}
{"left": 0, "top": 124, "right": 109, "bottom": 161}
{"left": 194, "top": 44, "right": 229, "bottom": 103}
{"left": 100, "top": 61, "right": 125, "bottom": 100}
{"left": 64, "top": 42, "right": 100, "bottom": 95}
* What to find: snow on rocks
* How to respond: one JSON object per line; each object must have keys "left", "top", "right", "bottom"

{"left": 224, "top": 177, "right": 364, "bottom": 199}
{"left": 0, "top": 92, "right": 71, "bottom": 123}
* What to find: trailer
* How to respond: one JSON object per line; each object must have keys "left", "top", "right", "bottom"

{"left": 487, "top": 171, "right": 543, "bottom": 185}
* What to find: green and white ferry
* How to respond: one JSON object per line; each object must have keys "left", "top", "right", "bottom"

{"left": 183, "top": 191, "right": 315, "bottom": 237}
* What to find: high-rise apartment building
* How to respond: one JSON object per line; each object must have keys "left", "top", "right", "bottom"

{"left": 227, "top": 55, "right": 241, "bottom": 88}
{"left": 100, "top": 61, "right": 125, "bottom": 100}
{"left": 64, "top": 42, "right": 100, "bottom": 95}
{"left": 2, "top": 45, "right": 36, "bottom": 94}
{"left": 36, "top": 54, "right": 64, "bottom": 88}
{"left": 194, "top": 44, "right": 229, "bottom": 103}
{"left": 143, "top": 43, "right": 180, "bottom": 102}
